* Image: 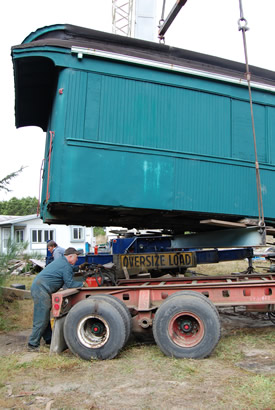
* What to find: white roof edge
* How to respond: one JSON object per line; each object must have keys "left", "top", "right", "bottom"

{"left": 0, "top": 214, "right": 39, "bottom": 225}
{"left": 71, "top": 46, "right": 275, "bottom": 94}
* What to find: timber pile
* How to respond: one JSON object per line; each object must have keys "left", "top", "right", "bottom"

{"left": 6, "top": 258, "right": 45, "bottom": 276}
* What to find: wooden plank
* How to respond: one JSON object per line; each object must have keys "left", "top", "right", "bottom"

{"left": 1, "top": 287, "right": 31, "bottom": 300}
{"left": 239, "top": 218, "right": 258, "bottom": 226}
{"left": 200, "top": 219, "right": 247, "bottom": 228}
{"left": 266, "top": 227, "right": 275, "bottom": 234}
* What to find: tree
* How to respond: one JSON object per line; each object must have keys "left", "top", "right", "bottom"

{"left": 0, "top": 167, "right": 25, "bottom": 192}
{"left": 0, "top": 197, "right": 38, "bottom": 216}
{"left": 94, "top": 227, "right": 105, "bottom": 237}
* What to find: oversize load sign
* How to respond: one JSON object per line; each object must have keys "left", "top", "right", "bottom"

{"left": 120, "top": 252, "right": 196, "bottom": 270}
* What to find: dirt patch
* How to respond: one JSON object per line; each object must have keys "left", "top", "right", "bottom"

{"left": 0, "top": 309, "right": 274, "bottom": 409}
{"left": 0, "top": 329, "right": 30, "bottom": 356}
{"left": 236, "top": 347, "right": 275, "bottom": 375}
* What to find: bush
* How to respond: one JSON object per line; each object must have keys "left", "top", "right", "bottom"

{"left": 0, "top": 240, "right": 28, "bottom": 275}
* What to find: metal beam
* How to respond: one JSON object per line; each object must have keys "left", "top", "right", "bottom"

{"left": 158, "top": 0, "right": 188, "bottom": 39}
{"left": 172, "top": 226, "right": 266, "bottom": 248}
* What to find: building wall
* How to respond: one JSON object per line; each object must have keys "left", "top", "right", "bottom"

{"left": 0, "top": 217, "right": 95, "bottom": 256}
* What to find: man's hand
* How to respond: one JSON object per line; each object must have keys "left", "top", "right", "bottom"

{"left": 82, "top": 281, "right": 89, "bottom": 287}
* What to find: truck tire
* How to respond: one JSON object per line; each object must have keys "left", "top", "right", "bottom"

{"left": 152, "top": 291, "right": 221, "bottom": 359}
{"left": 64, "top": 298, "right": 127, "bottom": 360}
{"left": 164, "top": 290, "right": 220, "bottom": 319}
{"left": 88, "top": 294, "right": 132, "bottom": 344}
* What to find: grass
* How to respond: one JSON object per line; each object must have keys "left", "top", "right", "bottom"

{"left": 4, "top": 274, "right": 34, "bottom": 290}
{"left": 215, "top": 327, "right": 275, "bottom": 360}
{"left": 0, "top": 351, "right": 87, "bottom": 392}
{"left": 219, "top": 373, "right": 275, "bottom": 409}
{"left": 193, "top": 259, "right": 269, "bottom": 276}
{"left": 0, "top": 298, "right": 33, "bottom": 332}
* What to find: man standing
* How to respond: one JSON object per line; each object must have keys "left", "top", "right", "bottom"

{"left": 46, "top": 240, "right": 65, "bottom": 265}
{"left": 28, "top": 247, "right": 85, "bottom": 351}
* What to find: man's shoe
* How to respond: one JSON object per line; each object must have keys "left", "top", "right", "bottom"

{"left": 27, "top": 344, "right": 40, "bottom": 352}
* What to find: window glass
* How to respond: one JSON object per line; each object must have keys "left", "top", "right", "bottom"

{"left": 15, "top": 230, "right": 24, "bottom": 243}
{"left": 71, "top": 226, "right": 84, "bottom": 241}
{"left": 32, "top": 230, "right": 37, "bottom": 242}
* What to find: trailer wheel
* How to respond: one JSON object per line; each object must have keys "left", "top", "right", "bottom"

{"left": 64, "top": 298, "right": 127, "bottom": 360}
{"left": 165, "top": 290, "right": 220, "bottom": 318}
{"left": 88, "top": 294, "right": 132, "bottom": 344}
{"left": 153, "top": 291, "right": 221, "bottom": 359}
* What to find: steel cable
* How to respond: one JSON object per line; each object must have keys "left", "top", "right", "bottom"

{"left": 238, "top": 0, "right": 265, "bottom": 227}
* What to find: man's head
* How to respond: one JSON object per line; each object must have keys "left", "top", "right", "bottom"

{"left": 64, "top": 247, "right": 81, "bottom": 265}
{"left": 47, "top": 240, "right": 58, "bottom": 254}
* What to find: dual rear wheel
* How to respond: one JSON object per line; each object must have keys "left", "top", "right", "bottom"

{"left": 153, "top": 291, "right": 221, "bottom": 359}
{"left": 64, "top": 291, "right": 221, "bottom": 360}
{"left": 64, "top": 294, "right": 131, "bottom": 360}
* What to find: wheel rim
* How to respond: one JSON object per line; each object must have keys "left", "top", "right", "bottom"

{"left": 168, "top": 312, "right": 204, "bottom": 347}
{"left": 77, "top": 315, "right": 110, "bottom": 348}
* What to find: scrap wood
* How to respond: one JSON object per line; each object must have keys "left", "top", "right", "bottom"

{"left": 30, "top": 258, "right": 45, "bottom": 269}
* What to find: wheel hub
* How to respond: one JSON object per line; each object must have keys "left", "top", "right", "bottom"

{"left": 77, "top": 315, "right": 110, "bottom": 348}
{"left": 169, "top": 312, "right": 204, "bottom": 348}
{"left": 178, "top": 319, "right": 193, "bottom": 333}
{"left": 90, "top": 322, "right": 105, "bottom": 336}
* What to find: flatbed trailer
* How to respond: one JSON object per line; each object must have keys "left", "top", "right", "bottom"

{"left": 50, "top": 272, "right": 275, "bottom": 361}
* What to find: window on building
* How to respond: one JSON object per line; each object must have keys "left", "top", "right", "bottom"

{"left": 15, "top": 230, "right": 24, "bottom": 243}
{"left": 32, "top": 230, "right": 42, "bottom": 243}
{"left": 44, "top": 230, "right": 54, "bottom": 242}
{"left": 71, "top": 226, "right": 84, "bottom": 242}
{"left": 31, "top": 229, "right": 55, "bottom": 244}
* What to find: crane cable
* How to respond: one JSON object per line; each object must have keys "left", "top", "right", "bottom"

{"left": 238, "top": 0, "right": 265, "bottom": 228}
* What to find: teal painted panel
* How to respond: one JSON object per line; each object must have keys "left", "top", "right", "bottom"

{"left": 60, "top": 69, "right": 273, "bottom": 168}
{"left": 268, "top": 106, "right": 275, "bottom": 165}
{"left": 232, "top": 100, "right": 267, "bottom": 163}
{"left": 261, "top": 167, "right": 275, "bottom": 218}
{"left": 65, "top": 70, "right": 232, "bottom": 158}
{"left": 63, "top": 69, "right": 103, "bottom": 141}
{"left": 49, "top": 145, "right": 175, "bottom": 211}
{"left": 99, "top": 75, "right": 232, "bottom": 158}
{"left": 64, "top": 69, "right": 87, "bottom": 139}
{"left": 173, "top": 156, "right": 258, "bottom": 216}
{"left": 84, "top": 73, "right": 102, "bottom": 140}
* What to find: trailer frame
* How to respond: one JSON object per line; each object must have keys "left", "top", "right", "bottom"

{"left": 50, "top": 272, "right": 275, "bottom": 358}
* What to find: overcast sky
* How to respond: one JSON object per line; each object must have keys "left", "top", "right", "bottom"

{"left": 1, "top": 0, "right": 275, "bottom": 201}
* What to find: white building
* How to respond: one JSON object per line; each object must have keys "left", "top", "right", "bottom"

{"left": 0, "top": 214, "right": 96, "bottom": 256}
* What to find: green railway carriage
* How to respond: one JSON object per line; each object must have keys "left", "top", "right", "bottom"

{"left": 11, "top": 24, "right": 275, "bottom": 233}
